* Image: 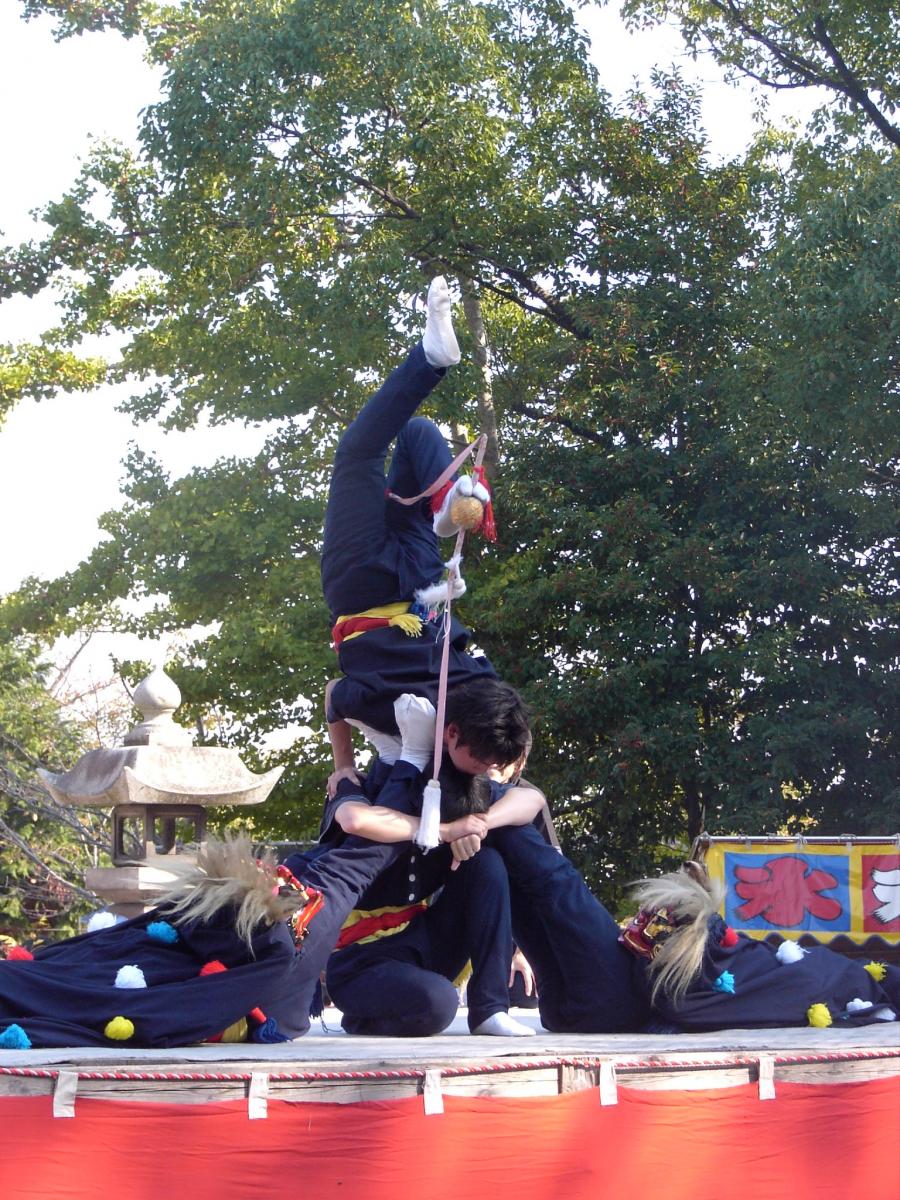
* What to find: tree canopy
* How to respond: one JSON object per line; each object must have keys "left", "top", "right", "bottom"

{"left": 2, "top": 0, "right": 897, "bottom": 904}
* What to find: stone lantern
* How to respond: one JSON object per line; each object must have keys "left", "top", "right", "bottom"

{"left": 39, "top": 666, "right": 284, "bottom": 916}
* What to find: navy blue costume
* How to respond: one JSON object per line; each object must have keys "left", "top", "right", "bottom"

{"left": 322, "top": 342, "right": 495, "bottom": 735}
{"left": 326, "top": 842, "right": 514, "bottom": 1036}
{"left": 488, "top": 823, "right": 651, "bottom": 1033}
{"left": 277, "top": 754, "right": 496, "bottom": 1037}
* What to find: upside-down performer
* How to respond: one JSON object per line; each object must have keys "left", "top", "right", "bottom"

{"left": 321, "top": 274, "right": 517, "bottom": 750}
{"left": 624, "top": 864, "right": 900, "bottom": 1031}
{"left": 0, "top": 841, "right": 323, "bottom": 1050}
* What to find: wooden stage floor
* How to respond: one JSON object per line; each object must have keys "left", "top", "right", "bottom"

{"left": 2, "top": 1009, "right": 898, "bottom": 1108}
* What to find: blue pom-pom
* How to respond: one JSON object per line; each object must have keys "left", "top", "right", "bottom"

{"left": 250, "top": 1017, "right": 289, "bottom": 1044}
{"left": 0, "top": 1023, "right": 32, "bottom": 1050}
{"left": 713, "top": 970, "right": 735, "bottom": 994}
{"left": 146, "top": 921, "right": 179, "bottom": 944}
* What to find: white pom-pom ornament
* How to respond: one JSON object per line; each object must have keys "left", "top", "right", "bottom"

{"left": 776, "top": 940, "right": 807, "bottom": 964}
{"left": 115, "top": 965, "right": 148, "bottom": 989}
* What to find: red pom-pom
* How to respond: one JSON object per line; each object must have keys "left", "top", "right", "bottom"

{"left": 720, "top": 927, "right": 738, "bottom": 948}
{"left": 199, "top": 960, "right": 228, "bottom": 976}
{"left": 7, "top": 946, "right": 34, "bottom": 961}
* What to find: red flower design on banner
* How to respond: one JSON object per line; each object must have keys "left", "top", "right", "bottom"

{"left": 734, "top": 856, "right": 842, "bottom": 925}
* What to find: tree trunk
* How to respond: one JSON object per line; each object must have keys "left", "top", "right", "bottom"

{"left": 458, "top": 276, "right": 500, "bottom": 471}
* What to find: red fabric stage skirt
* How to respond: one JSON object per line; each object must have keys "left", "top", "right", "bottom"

{"left": 1, "top": 1077, "right": 897, "bottom": 1200}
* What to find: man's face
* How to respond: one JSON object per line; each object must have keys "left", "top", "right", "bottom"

{"left": 443, "top": 723, "right": 502, "bottom": 777}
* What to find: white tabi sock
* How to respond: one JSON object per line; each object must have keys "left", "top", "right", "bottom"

{"left": 345, "top": 717, "right": 402, "bottom": 765}
{"left": 421, "top": 276, "right": 461, "bottom": 368}
{"left": 393, "top": 693, "right": 437, "bottom": 772}
{"left": 471, "top": 1012, "right": 536, "bottom": 1037}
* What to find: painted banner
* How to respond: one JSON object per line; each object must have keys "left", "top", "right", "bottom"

{"left": 703, "top": 839, "right": 900, "bottom": 943}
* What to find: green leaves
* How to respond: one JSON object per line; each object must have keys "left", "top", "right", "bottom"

{"left": 2, "top": 1, "right": 897, "bottom": 900}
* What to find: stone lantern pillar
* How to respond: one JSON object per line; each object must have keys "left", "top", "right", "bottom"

{"left": 39, "top": 666, "right": 284, "bottom": 916}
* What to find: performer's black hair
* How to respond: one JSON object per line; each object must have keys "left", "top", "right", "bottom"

{"left": 444, "top": 677, "right": 532, "bottom": 768}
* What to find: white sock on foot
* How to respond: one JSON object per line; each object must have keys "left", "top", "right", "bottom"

{"left": 471, "top": 1012, "right": 536, "bottom": 1037}
{"left": 345, "top": 718, "right": 402, "bottom": 765}
{"left": 394, "top": 693, "right": 437, "bottom": 772}
{"left": 421, "top": 276, "right": 460, "bottom": 368}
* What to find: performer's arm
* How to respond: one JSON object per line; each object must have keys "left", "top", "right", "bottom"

{"left": 335, "top": 800, "right": 487, "bottom": 845}
{"left": 325, "top": 678, "right": 361, "bottom": 794}
{"left": 483, "top": 784, "right": 546, "bottom": 830}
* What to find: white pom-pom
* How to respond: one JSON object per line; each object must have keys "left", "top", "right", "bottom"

{"left": 776, "top": 940, "right": 807, "bottom": 964}
{"left": 415, "top": 779, "right": 442, "bottom": 850}
{"left": 87, "top": 911, "right": 119, "bottom": 933}
{"left": 846, "top": 997, "right": 873, "bottom": 1013}
{"left": 114, "top": 965, "right": 147, "bottom": 989}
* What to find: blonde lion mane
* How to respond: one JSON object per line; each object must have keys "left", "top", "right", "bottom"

{"left": 158, "top": 836, "right": 304, "bottom": 948}
{"left": 629, "top": 865, "right": 724, "bottom": 1006}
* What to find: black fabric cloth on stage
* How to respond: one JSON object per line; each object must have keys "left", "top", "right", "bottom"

{"left": 0, "top": 906, "right": 300, "bottom": 1049}
{"left": 639, "top": 925, "right": 900, "bottom": 1031}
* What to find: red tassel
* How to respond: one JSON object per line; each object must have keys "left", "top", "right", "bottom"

{"left": 720, "top": 927, "right": 738, "bottom": 947}
{"left": 473, "top": 467, "right": 497, "bottom": 541}
{"left": 6, "top": 946, "right": 34, "bottom": 961}
{"left": 199, "top": 960, "right": 228, "bottom": 975}
{"left": 248, "top": 1007, "right": 266, "bottom": 1024}
{"left": 430, "top": 479, "right": 455, "bottom": 515}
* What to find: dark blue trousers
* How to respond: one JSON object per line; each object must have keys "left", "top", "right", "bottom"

{"left": 488, "top": 824, "right": 650, "bottom": 1033}
{"left": 321, "top": 342, "right": 453, "bottom": 622}
{"left": 321, "top": 343, "right": 497, "bottom": 734}
{"left": 326, "top": 846, "right": 514, "bottom": 1035}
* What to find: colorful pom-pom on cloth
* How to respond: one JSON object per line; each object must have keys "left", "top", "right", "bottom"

{"left": 807, "top": 1003, "right": 833, "bottom": 1029}
{"left": 104, "top": 1016, "right": 135, "bottom": 1041}
{"left": 114, "top": 965, "right": 147, "bottom": 989}
{"left": 6, "top": 946, "right": 34, "bottom": 961}
{"left": 0, "top": 1024, "right": 32, "bottom": 1050}
{"left": 86, "top": 911, "right": 120, "bottom": 934}
{"left": 846, "top": 998, "right": 874, "bottom": 1014}
{"left": 776, "top": 940, "right": 807, "bottom": 964}
{"left": 864, "top": 961, "right": 887, "bottom": 983}
{"left": 250, "top": 1017, "right": 289, "bottom": 1044}
{"left": 720, "top": 926, "right": 739, "bottom": 948}
{"left": 146, "top": 921, "right": 179, "bottom": 944}
{"left": 199, "top": 960, "right": 228, "bottom": 976}
{"left": 713, "top": 971, "right": 735, "bottom": 994}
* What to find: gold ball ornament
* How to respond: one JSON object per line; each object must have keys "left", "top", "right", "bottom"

{"left": 449, "top": 495, "right": 484, "bottom": 531}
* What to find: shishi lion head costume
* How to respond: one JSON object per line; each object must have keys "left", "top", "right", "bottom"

{"left": 621, "top": 862, "right": 898, "bottom": 1031}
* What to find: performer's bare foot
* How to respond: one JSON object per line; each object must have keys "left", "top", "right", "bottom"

{"left": 472, "top": 1012, "right": 536, "bottom": 1037}
{"left": 422, "top": 276, "right": 460, "bottom": 368}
